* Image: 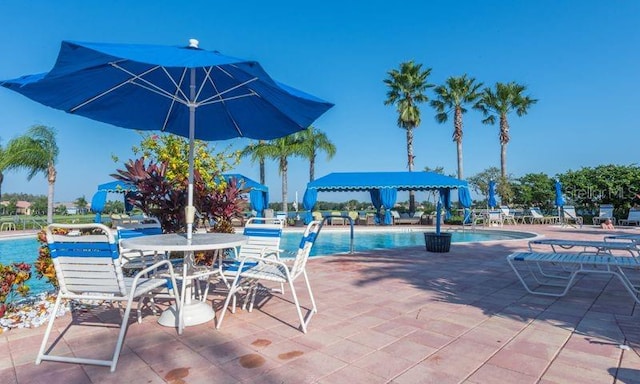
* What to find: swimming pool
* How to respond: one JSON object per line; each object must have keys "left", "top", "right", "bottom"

{"left": 281, "top": 228, "right": 535, "bottom": 257}
{"left": 0, "top": 228, "right": 535, "bottom": 296}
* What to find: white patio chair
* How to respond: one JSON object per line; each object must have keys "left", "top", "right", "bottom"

{"left": 499, "top": 206, "right": 517, "bottom": 225}
{"left": 213, "top": 217, "right": 285, "bottom": 309}
{"left": 36, "top": 223, "right": 179, "bottom": 372}
{"left": 592, "top": 204, "right": 615, "bottom": 226}
{"left": 116, "top": 217, "right": 165, "bottom": 272}
{"left": 217, "top": 217, "right": 285, "bottom": 278}
{"left": 487, "top": 210, "right": 504, "bottom": 226}
{"left": 469, "top": 209, "right": 488, "bottom": 227}
{"left": 217, "top": 220, "right": 323, "bottom": 333}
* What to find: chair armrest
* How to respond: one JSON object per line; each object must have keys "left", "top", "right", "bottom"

{"left": 131, "top": 259, "right": 179, "bottom": 301}
{"left": 238, "top": 254, "right": 289, "bottom": 271}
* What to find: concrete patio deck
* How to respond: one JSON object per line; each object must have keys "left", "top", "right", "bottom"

{"left": 1, "top": 224, "right": 639, "bottom": 383}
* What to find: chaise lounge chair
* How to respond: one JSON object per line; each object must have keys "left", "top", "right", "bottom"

{"left": 528, "top": 238, "right": 640, "bottom": 256}
{"left": 561, "top": 205, "right": 583, "bottom": 228}
{"left": 328, "top": 211, "right": 346, "bottom": 225}
{"left": 392, "top": 211, "right": 424, "bottom": 225}
{"left": 528, "top": 207, "right": 559, "bottom": 224}
{"left": 357, "top": 212, "right": 376, "bottom": 225}
{"left": 507, "top": 251, "right": 640, "bottom": 304}
{"left": 619, "top": 208, "right": 640, "bottom": 226}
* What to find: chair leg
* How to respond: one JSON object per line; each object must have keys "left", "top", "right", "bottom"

{"left": 110, "top": 297, "right": 136, "bottom": 372}
{"left": 36, "top": 293, "right": 63, "bottom": 365}
{"left": 246, "top": 283, "right": 259, "bottom": 312}
{"left": 37, "top": 293, "right": 138, "bottom": 372}
{"left": 286, "top": 279, "right": 308, "bottom": 333}
{"left": 302, "top": 270, "right": 317, "bottom": 315}
{"left": 220, "top": 274, "right": 239, "bottom": 313}
{"left": 216, "top": 275, "right": 242, "bottom": 329}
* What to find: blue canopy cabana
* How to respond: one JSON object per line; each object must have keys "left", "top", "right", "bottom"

{"left": 304, "top": 172, "right": 472, "bottom": 232}
{"left": 223, "top": 174, "right": 269, "bottom": 217}
{"left": 91, "top": 180, "right": 137, "bottom": 223}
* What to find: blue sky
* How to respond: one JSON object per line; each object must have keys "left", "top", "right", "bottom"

{"left": 1, "top": 1, "right": 638, "bottom": 205}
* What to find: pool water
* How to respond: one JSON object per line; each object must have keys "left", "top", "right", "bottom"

{"left": 0, "top": 229, "right": 532, "bottom": 296}
{"left": 280, "top": 229, "right": 531, "bottom": 257}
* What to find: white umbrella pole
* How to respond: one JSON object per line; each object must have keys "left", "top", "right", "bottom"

{"left": 186, "top": 68, "right": 196, "bottom": 240}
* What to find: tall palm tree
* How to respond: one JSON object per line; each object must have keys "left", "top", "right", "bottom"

{"left": 74, "top": 196, "right": 88, "bottom": 214}
{"left": 259, "top": 134, "right": 305, "bottom": 218}
{"left": 477, "top": 82, "right": 537, "bottom": 179}
{"left": 296, "top": 126, "right": 336, "bottom": 181}
{"left": 4, "top": 125, "right": 59, "bottom": 223}
{"left": 430, "top": 75, "right": 483, "bottom": 180}
{"left": 240, "top": 140, "right": 267, "bottom": 185}
{"left": 384, "top": 60, "right": 433, "bottom": 212}
{"left": 0, "top": 143, "right": 5, "bottom": 200}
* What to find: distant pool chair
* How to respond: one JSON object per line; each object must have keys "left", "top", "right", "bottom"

{"left": 487, "top": 210, "right": 504, "bottom": 226}
{"left": 619, "top": 208, "right": 640, "bottom": 226}
{"left": 529, "top": 207, "right": 559, "bottom": 224}
{"left": 357, "top": 213, "right": 375, "bottom": 225}
{"left": 499, "top": 206, "right": 518, "bottom": 225}
{"left": 592, "top": 204, "right": 615, "bottom": 226}
{"left": 561, "top": 205, "right": 583, "bottom": 228}
{"left": 329, "top": 211, "right": 345, "bottom": 225}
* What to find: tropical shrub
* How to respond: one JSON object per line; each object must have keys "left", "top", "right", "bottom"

{"left": 113, "top": 133, "right": 246, "bottom": 234}
{"left": 112, "top": 158, "right": 249, "bottom": 234}
{"left": 0, "top": 262, "right": 31, "bottom": 318}
{"left": 34, "top": 227, "right": 69, "bottom": 290}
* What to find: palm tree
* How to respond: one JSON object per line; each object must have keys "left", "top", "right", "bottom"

{"left": 74, "top": 196, "right": 88, "bottom": 214}
{"left": 296, "top": 126, "right": 336, "bottom": 181}
{"left": 430, "top": 75, "right": 483, "bottom": 180}
{"left": 384, "top": 60, "right": 434, "bottom": 212}
{"left": 477, "top": 82, "right": 537, "bottom": 179}
{"left": 241, "top": 140, "right": 267, "bottom": 185}
{"left": 259, "top": 134, "right": 305, "bottom": 218}
{"left": 0, "top": 143, "right": 5, "bottom": 200}
{"left": 4, "top": 125, "right": 59, "bottom": 223}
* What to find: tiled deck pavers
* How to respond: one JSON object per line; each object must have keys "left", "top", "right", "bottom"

{"left": 1, "top": 224, "right": 639, "bottom": 383}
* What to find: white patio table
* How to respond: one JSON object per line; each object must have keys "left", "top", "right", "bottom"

{"left": 120, "top": 232, "right": 247, "bottom": 332}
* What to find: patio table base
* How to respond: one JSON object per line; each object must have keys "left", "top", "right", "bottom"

{"left": 157, "top": 302, "right": 215, "bottom": 327}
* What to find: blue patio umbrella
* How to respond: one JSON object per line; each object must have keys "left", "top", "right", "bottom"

{"left": 488, "top": 180, "right": 497, "bottom": 208}
{"left": 554, "top": 180, "right": 565, "bottom": 207}
{"left": 555, "top": 179, "right": 565, "bottom": 223}
{"left": 1, "top": 40, "right": 333, "bottom": 238}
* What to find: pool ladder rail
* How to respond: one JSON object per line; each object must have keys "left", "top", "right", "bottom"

{"left": 322, "top": 215, "right": 355, "bottom": 254}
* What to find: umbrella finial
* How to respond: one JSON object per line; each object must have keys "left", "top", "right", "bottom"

{"left": 188, "top": 39, "right": 199, "bottom": 48}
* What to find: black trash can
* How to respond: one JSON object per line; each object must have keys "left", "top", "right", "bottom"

{"left": 424, "top": 232, "right": 452, "bottom": 253}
